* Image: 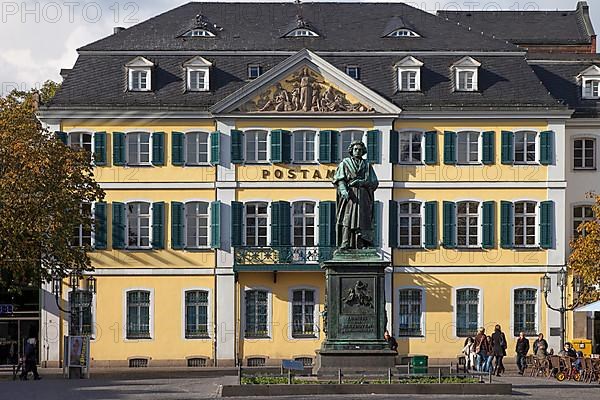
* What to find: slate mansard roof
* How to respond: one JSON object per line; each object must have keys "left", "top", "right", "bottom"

{"left": 47, "top": 2, "right": 565, "bottom": 112}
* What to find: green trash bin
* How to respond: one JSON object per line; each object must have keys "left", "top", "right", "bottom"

{"left": 410, "top": 355, "right": 428, "bottom": 374}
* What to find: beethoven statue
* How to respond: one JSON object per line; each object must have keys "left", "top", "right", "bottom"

{"left": 333, "top": 140, "right": 379, "bottom": 249}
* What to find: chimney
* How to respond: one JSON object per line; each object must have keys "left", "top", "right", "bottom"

{"left": 114, "top": 27, "right": 125, "bottom": 34}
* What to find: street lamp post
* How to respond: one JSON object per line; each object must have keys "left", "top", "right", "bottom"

{"left": 540, "top": 268, "right": 583, "bottom": 350}
{"left": 51, "top": 273, "right": 96, "bottom": 336}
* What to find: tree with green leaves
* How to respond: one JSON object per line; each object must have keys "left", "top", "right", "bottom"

{"left": 0, "top": 81, "right": 104, "bottom": 291}
{"left": 569, "top": 192, "right": 600, "bottom": 303}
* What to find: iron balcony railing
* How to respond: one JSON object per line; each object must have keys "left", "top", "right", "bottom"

{"left": 233, "top": 246, "right": 336, "bottom": 267}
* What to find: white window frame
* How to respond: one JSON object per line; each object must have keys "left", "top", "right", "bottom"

{"left": 248, "top": 65, "right": 261, "bottom": 79}
{"left": 395, "top": 286, "right": 425, "bottom": 338}
{"left": 513, "top": 130, "right": 538, "bottom": 165}
{"left": 388, "top": 28, "right": 420, "bottom": 37}
{"left": 292, "top": 130, "right": 317, "bottom": 163}
{"left": 242, "top": 286, "right": 272, "bottom": 339}
{"left": 125, "top": 201, "right": 152, "bottom": 250}
{"left": 572, "top": 204, "right": 594, "bottom": 239}
{"left": 398, "top": 130, "right": 424, "bottom": 164}
{"left": 456, "top": 201, "right": 481, "bottom": 248}
{"left": 397, "top": 201, "right": 423, "bottom": 248}
{"left": 456, "top": 69, "right": 477, "bottom": 91}
{"left": 184, "top": 131, "right": 210, "bottom": 166}
{"left": 510, "top": 286, "right": 540, "bottom": 338}
{"left": 398, "top": 69, "right": 421, "bottom": 92}
{"left": 288, "top": 286, "right": 320, "bottom": 340}
{"left": 345, "top": 66, "right": 360, "bottom": 80}
{"left": 122, "top": 288, "right": 154, "bottom": 341}
{"left": 286, "top": 28, "right": 319, "bottom": 37}
{"left": 339, "top": 129, "right": 366, "bottom": 158}
{"left": 128, "top": 68, "right": 151, "bottom": 91}
{"left": 453, "top": 286, "right": 483, "bottom": 338}
{"left": 184, "top": 201, "right": 211, "bottom": 249}
{"left": 71, "top": 202, "right": 94, "bottom": 248}
{"left": 184, "top": 29, "right": 215, "bottom": 37}
{"left": 126, "top": 131, "right": 152, "bottom": 166}
{"left": 181, "top": 287, "right": 212, "bottom": 340}
{"left": 582, "top": 78, "right": 600, "bottom": 99}
{"left": 67, "top": 131, "right": 94, "bottom": 154}
{"left": 244, "top": 130, "right": 269, "bottom": 163}
{"left": 573, "top": 137, "right": 596, "bottom": 170}
{"left": 456, "top": 131, "right": 481, "bottom": 165}
{"left": 292, "top": 201, "right": 317, "bottom": 247}
{"left": 187, "top": 67, "right": 210, "bottom": 92}
{"left": 513, "top": 200, "right": 538, "bottom": 248}
{"left": 244, "top": 201, "right": 269, "bottom": 247}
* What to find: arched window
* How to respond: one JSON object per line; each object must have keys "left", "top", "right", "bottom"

{"left": 398, "top": 201, "right": 421, "bottom": 247}
{"left": 185, "top": 132, "right": 210, "bottom": 165}
{"left": 514, "top": 201, "right": 537, "bottom": 247}
{"left": 127, "top": 202, "right": 151, "bottom": 248}
{"left": 293, "top": 130, "right": 316, "bottom": 162}
{"left": 457, "top": 201, "right": 479, "bottom": 247}
{"left": 456, "top": 288, "right": 480, "bottom": 337}
{"left": 293, "top": 202, "right": 316, "bottom": 247}
{"left": 245, "top": 130, "right": 268, "bottom": 163}
{"left": 185, "top": 202, "right": 209, "bottom": 248}
{"left": 513, "top": 288, "right": 537, "bottom": 336}
{"left": 245, "top": 202, "right": 268, "bottom": 246}
{"left": 184, "top": 290, "right": 209, "bottom": 338}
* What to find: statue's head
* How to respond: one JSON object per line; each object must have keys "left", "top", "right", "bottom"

{"left": 348, "top": 140, "right": 367, "bottom": 158}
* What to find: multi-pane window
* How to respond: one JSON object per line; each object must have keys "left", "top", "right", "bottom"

{"left": 583, "top": 79, "right": 600, "bottom": 98}
{"left": 130, "top": 70, "right": 149, "bottom": 91}
{"left": 185, "top": 202, "right": 209, "bottom": 248}
{"left": 398, "top": 202, "right": 421, "bottom": 247}
{"left": 457, "top": 131, "right": 479, "bottom": 164}
{"left": 127, "top": 132, "right": 151, "bottom": 165}
{"left": 389, "top": 29, "right": 419, "bottom": 37}
{"left": 69, "top": 291, "right": 93, "bottom": 336}
{"left": 245, "top": 202, "right": 268, "bottom": 246}
{"left": 68, "top": 132, "right": 93, "bottom": 154}
{"left": 185, "top": 290, "right": 209, "bottom": 338}
{"left": 340, "top": 130, "right": 364, "bottom": 156}
{"left": 293, "top": 130, "right": 316, "bottom": 163}
{"left": 457, "top": 70, "right": 475, "bottom": 91}
{"left": 188, "top": 69, "right": 207, "bottom": 91}
{"left": 573, "top": 205, "right": 594, "bottom": 238}
{"left": 399, "top": 70, "right": 418, "bottom": 91}
{"left": 71, "top": 203, "right": 92, "bottom": 247}
{"left": 513, "top": 289, "right": 537, "bottom": 336}
{"left": 293, "top": 202, "right": 315, "bottom": 246}
{"left": 127, "top": 202, "right": 151, "bottom": 248}
{"left": 245, "top": 290, "right": 268, "bottom": 338}
{"left": 457, "top": 201, "right": 479, "bottom": 248}
{"left": 514, "top": 201, "right": 537, "bottom": 247}
{"left": 398, "top": 289, "right": 423, "bottom": 337}
{"left": 185, "top": 132, "right": 209, "bottom": 165}
{"left": 514, "top": 131, "right": 537, "bottom": 164}
{"left": 292, "top": 289, "right": 315, "bottom": 337}
{"left": 574, "top": 138, "right": 596, "bottom": 169}
{"left": 245, "top": 130, "right": 268, "bottom": 162}
{"left": 126, "top": 290, "right": 151, "bottom": 339}
{"left": 399, "top": 132, "right": 422, "bottom": 164}
{"left": 456, "top": 288, "right": 479, "bottom": 337}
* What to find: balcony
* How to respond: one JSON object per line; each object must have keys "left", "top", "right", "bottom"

{"left": 233, "top": 246, "right": 336, "bottom": 271}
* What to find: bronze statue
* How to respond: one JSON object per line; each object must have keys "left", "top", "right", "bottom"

{"left": 333, "top": 140, "right": 379, "bottom": 249}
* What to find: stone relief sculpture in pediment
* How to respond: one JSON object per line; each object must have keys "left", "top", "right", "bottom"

{"left": 239, "top": 67, "right": 375, "bottom": 113}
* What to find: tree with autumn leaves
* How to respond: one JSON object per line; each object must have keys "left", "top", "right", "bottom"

{"left": 569, "top": 192, "right": 600, "bottom": 303}
{"left": 0, "top": 81, "right": 104, "bottom": 291}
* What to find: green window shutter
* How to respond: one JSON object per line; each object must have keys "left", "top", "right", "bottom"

{"left": 331, "top": 130, "right": 340, "bottom": 162}
{"left": 373, "top": 201, "right": 382, "bottom": 247}
{"left": 231, "top": 130, "right": 244, "bottom": 164}
{"left": 443, "top": 201, "right": 456, "bottom": 248}
{"left": 113, "top": 132, "right": 126, "bottom": 166}
{"left": 425, "top": 131, "right": 438, "bottom": 165}
{"left": 171, "top": 202, "right": 184, "bottom": 250}
{"left": 271, "top": 201, "right": 291, "bottom": 246}
{"left": 210, "top": 201, "right": 222, "bottom": 249}
{"left": 390, "top": 130, "right": 399, "bottom": 164}
{"left": 231, "top": 201, "right": 244, "bottom": 247}
{"left": 112, "top": 202, "right": 126, "bottom": 249}
{"left": 540, "top": 130, "right": 554, "bottom": 165}
{"left": 210, "top": 131, "right": 220, "bottom": 165}
{"left": 152, "top": 132, "right": 165, "bottom": 166}
{"left": 282, "top": 130, "right": 292, "bottom": 163}
{"left": 501, "top": 131, "right": 514, "bottom": 165}
{"left": 151, "top": 202, "right": 165, "bottom": 249}
{"left": 93, "top": 132, "right": 107, "bottom": 166}
{"left": 388, "top": 200, "right": 398, "bottom": 248}
{"left": 318, "top": 201, "right": 336, "bottom": 247}
{"left": 443, "top": 131, "right": 457, "bottom": 165}
{"left": 540, "top": 200, "right": 555, "bottom": 249}
{"left": 270, "top": 130, "right": 282, "bottom": 163}
{"left": 319, "top": 130, "right": 332, "bottom": 163}
{"left": 56, "top": 131, "right": 67, "bottom": 144}
{"left": 482, "top": 201, "right": 496, "bottom": 249}
{"left": 367, "top": 130, "right": 380, "bottom": 164}
{"left": 94, "top": 202, "right": 107, "bottom": 250}
{"left": 171, "top": 132, "right": 184, "bottom": 166}
{"left": 424, "top": 201, "right": 438, "bottom": 249}
{"left": 500, "top": 201, "right": 514, "bottom": 249}
{"left": 482, "top": 131, "right": 495, "bottom": 165}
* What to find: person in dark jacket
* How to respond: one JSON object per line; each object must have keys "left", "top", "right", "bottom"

{"left": 491, "top": 324, "right": 507, "bottom": 376}
{"left": 384, "top": 330, "right": 398, "bottom": 352}
{"left": 20, "top": 337, "right": 40, "bottom": 380}
{"left": 515, "top": 331, "right": 530, "bottom": 375}
{"left": 533, "top": 333, "right": 549, "bottom": 359}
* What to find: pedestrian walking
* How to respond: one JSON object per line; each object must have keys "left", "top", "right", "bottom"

{"left": 462, "top": 337, "right": 476, "bottom": 370}
{"left": 20, "top": 337, "right": 41, "bottom": 381}
{"left": 515, "top": 331, "right": 530, "bottom": 375}
{"left": 491, "top": 324, "right": 507, "bottom": 376}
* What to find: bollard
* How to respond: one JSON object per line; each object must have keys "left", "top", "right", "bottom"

{"left": 288, "top": 368, "right": 292, "bottom": 385}
{"left": 388, "top": 368, "right": 392, "bottom": 384}
{"left": 338, "top": 369, "right": 342, "bottom": 384}
{"left": 488, "top": 370, "right": 492, "bottom": 384}
{"left": 237, "top": 364, "right": 242, "bottom": 385}
{"left": 438, "top": 368, "right": 442, "bottom": 384}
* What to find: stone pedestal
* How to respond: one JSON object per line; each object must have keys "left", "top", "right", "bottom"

{"left": 314, "top": 249, "right": 395, "bottom": 376}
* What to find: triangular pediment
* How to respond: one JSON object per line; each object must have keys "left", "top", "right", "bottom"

{"left": 578, "top": 65, "right": 600, "bottom": 79}
{"left": 211, "top": 49, "right": 401, "bottom": 115}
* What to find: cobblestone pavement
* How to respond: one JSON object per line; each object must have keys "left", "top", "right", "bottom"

{"left": 1, "top": 372, "right": 598, "bottom": 399}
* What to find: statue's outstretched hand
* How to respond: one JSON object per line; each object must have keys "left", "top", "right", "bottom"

{"left": 339, "top": 187, "right": 350, "bottom": 200}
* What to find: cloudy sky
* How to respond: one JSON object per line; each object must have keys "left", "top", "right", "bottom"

{"left": 1, "top": 0, "right": 597, "bottom": 95}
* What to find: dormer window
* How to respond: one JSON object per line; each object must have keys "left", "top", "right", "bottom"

{"left": 286, "top": 28, "right": 319, "bottom": 37}
{"left": 396, "top": 56, "right": 423, "bottom": 92}
{"left": 452, "top": 56, "right": 481, "bottom": 92}
{"left": 578, "top": 65, "right": 600, "bottom": 99}
{"left": 183, "top": 29, "right": 215, "bottom": 37}
{"left": 387, "top": 28, "right": 420, "bottom": 37}
{"left": 346, "top": 66, "right": 360, "bottom": 80}
{"left": 248, "top": 65, "right": 261, "bottom": 79}
{"left": 183, "top": 56, "right": 212, "bottom": 92}
{"left": 126, "top": 56, "right": 154, "bottom": 92}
